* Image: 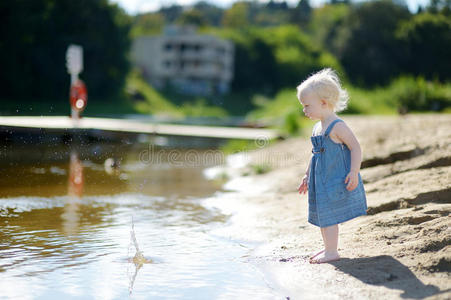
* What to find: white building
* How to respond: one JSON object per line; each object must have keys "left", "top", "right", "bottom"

{"left": 131, "top": 26, "right": 234, "bottom": 96}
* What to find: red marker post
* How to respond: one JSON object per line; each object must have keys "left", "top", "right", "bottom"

{"left": 66, "top": 45, "right": 87, "bottom": 122}
{"left": 69, "top": 79, "right": 87, "bottom": 115}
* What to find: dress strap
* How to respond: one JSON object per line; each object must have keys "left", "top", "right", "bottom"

{"left": 324, "top": 119, "right": 343, "bottom": 136}
{"left": 312, "top": 122, "right": 321, "bottom": 136}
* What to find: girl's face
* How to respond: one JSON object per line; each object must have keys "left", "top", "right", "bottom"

{"left": 299, "top": 91, "right": 328, "bottom": 120}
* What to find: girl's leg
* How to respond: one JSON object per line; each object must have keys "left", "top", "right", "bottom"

{"left": 310, "top": 224, "right": 340, "bottom": 264}
{"left": 309, "top": 228, "right": 325, "bottom": 260}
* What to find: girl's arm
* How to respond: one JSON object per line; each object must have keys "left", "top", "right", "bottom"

{"left": 335, "top": 122, "right": 362, "bottom": 173}
{"left": 305, "top": 153, "right": 313, "bottom": 176}
{"left": 304, "top": 122, "right": 319, "bottom": 176}
{"left": 299, "top": 153, "right": 312, "bottom": 194}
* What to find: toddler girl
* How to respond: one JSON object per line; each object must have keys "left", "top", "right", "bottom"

{"left": 297, "top": 68, "right": 367, "bottom": 264}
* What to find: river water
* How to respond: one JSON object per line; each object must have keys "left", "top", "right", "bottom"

{"left": 0, "top": 143, "right": 281, "bottom": 299}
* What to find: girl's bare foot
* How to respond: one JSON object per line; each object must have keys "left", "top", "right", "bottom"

{"left": 309, "top": 251, "right": 340, "bottom": 264}
{"left": 309, "top": 249, "right": 325, "bottom": 261}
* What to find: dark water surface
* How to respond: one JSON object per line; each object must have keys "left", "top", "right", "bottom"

{"left": 0, "top": 144, "right": 280, "bottom": 299}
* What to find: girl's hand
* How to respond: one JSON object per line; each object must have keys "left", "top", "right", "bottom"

{"left": 344, "top": 171, "right": 359, "bottom": 191}
{"left": 298, "top": 174, "right": 309, "bottom": 195}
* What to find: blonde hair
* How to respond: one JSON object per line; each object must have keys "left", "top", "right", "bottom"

{"left": 296, "top": 68, "right": 349, "bottom": 113}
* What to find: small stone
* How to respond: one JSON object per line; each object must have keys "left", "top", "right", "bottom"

{"left": 280, "top": 258, "right": 288, "bottom": 262}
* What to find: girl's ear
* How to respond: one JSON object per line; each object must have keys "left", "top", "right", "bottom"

{"left": 320, "top": 99, "right": 328, "bottom": 106}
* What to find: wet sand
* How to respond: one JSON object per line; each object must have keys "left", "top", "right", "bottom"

{"left": 212, "top": 114, "right": 450, "bottom": 299}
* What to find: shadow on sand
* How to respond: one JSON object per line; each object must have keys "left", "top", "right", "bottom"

{"left": 329, "top": 255, "right": 449, "bottom": 299}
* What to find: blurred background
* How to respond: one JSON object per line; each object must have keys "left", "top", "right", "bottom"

{"left": 1, "top": 0, "right": 450, "bottom": 135}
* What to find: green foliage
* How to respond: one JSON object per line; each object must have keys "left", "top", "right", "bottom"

{"left": 126, "top": 70, "right": 182, "bottom": 117}
{"left": 179, "top": 99, "right": 228, "bottom": 118}
{"left": 176, "top": 9, "right": 208, "bottom": 27}
{"left": 247, "top": 89, "right": 308, "bottom": 136}
{"left": 126, "top": 70, "right": 228, "bottom": 118}
{"left": 388, "top": 76, "right": 451, "bottom": 112}
{"left": 338, "top": 0, "right": 411, "bottom": 86}
{"left": 246, "top": 75, "right": 451, "bottom": 134}
{"left": 308, "top": 3, "right": 351, "bottom": 55}
{"left": 253, "top": 1, "right": 291, "bottom": 26}
{"left": 222, "top": 2, "right": 250, "bottom": 28}
{"left": 397, "top": 13, "right": 451, "bottom": 81}
{"left": 219, "top": 139, "right": 260, "bottom": 154}
{"left": 130, "top": 13, "right": 165, "bottom": 37}
{"left": 159, "top": 5, "right": 183, "bottom": 23}
{"left": 292, "top": 0, "right": 313, "bottom": 26}
{"left": 192, "top": 2, "right": 224, "bottom": 26}
{"left": 0, "top": 0, "right": 132, "bottom": 102}
{"left": 426, "top": 0, "right": 451, "bottom": 15}
{"left": 250, "top": 163, "right": 272, "bottom": 174}
{"left": 221, "top": 1, "right": 295, "bottom": 28}
{"left": 348, "top": 76, "right": 451, "bottom": 113}
{"left": 345, "top": 86, "right": 397, "bottom": 115}
{"left": 209, "top": 25, "right": 342, "bottom": 97}
{"left": 263, "top": 25, "right": 344, "bottom": 88}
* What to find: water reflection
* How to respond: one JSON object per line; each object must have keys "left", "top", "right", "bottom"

{"left": 0, "top": 143, "right": 281, "bottom": 299}
{"left": 0, "top": 144, "right": 223, "bottom": 198}
{"left": 61, "top": 150, "right": 83, "bottom": 236}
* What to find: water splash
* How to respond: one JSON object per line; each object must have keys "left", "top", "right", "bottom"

{"left": 130, "top": 217, "right": 151, "bottom": 265}
{"left": 128, "top": 216, "right": 151, "bottom": 296}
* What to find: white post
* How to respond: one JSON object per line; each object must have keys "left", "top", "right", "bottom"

{"left": 66, "top": 44, "right": 83, "bottom": 124}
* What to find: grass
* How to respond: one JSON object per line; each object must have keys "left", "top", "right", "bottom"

{"left": 250, "top": 163, "right": 272, "bottom": 174}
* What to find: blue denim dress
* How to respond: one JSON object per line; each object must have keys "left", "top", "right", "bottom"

{"left": 308, "top": 119, "right": 367, "bottom": 228}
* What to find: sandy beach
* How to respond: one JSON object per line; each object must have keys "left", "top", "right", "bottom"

{"left": 207, "top": 114, "right": 450, "bottom": 299}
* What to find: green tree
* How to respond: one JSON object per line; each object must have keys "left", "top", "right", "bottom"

{"left": 193, "top": 1, "right": 224, "bottom": 26}
{"left": 222, "top": 2, "right": 250, "bottom": 28}
{"left": 213, "top": 25, "right": 342, "bottom": 95}
{"left": 263, "top": 25, "right": 344, "bottom": 88}
{"left": 338, "top": 0, "right": 411, "bottom": 86}
{"left": 131, "top": 13, "right": 165, "bottom": 37}
{"left": 0, "top": 0, "right": 131, "bottom": 102}
{"left": 229, "top": 33, "right": 279, "bottom": 93}
{"left": 291, "top": 0, "right": 313, "bottom": 26}
{"left": 397, "top": 13, "right": 451, "bottom": 81}
{"left": 176, "top": 9, "right": 207, "bottom": 27}
{"left": 159, "top": 4, "right": 183, "bottom": 23}
{"left": 427, "top": 0, "right": 451, "bottom": 15}
{"left": 308, "top": 3, "right": 351, "bottom": 55}
{"left": 251, "top": 1, "right": 291, "bottom": 27}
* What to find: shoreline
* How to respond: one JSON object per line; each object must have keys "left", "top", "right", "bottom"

{"left": 208, "top": 114, "right": 451, "bottom": 299}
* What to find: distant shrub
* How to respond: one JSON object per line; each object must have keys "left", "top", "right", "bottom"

{"left": 246, "top": 89, "right": 306, "bottom": 136}
{"left": 389, "top": 76, "right": 451, "bottom": 112}
{"left": 127, "top": 70, "right": 228, "bottom": 117}
{"left": 219, "top": 139, "right": 258, "bottom": 154}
